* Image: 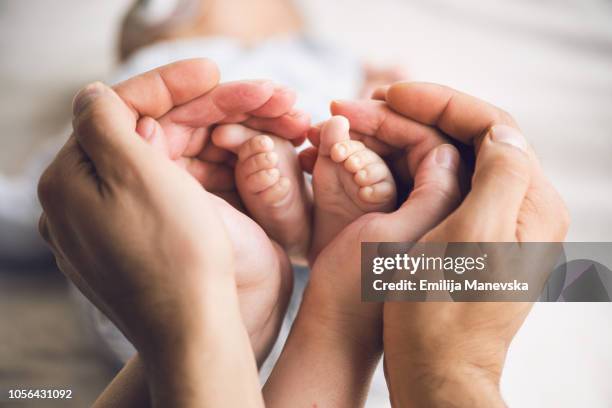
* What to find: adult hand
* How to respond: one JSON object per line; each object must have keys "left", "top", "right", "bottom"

{"left": 264, "top": 135, "right": 464, "bottom": 407}
{"left": 129, "top": 61, "right": 312, "bottom": 362}
{"left": 37, "top": 59, "right": 285, "bottom": 407}
{"left": 334, "top": 82, "right": 569, "bottom": 407}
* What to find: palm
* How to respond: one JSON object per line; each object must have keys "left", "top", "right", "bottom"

{"left": 133, "top": 79, "right": 309, "bottom": 364}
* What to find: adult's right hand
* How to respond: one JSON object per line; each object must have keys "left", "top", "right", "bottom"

{"left": 361, "top": 83, "right": 569, "bottom": 407}
{"left": 321, "top": 83, "right": 569, "bottom": 406}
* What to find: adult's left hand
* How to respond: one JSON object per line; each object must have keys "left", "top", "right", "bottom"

{"left": 38, "top": 60, "right": 266, "bottom": 407}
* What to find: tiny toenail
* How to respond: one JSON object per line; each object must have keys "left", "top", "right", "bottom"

{"left": 259, "top": 136, "right": 272, "bottom": 148}
{"left": 362, "top": 186, "right": 373, "bottom": 195}
{"left": 266, "top": 152, "right": 277, "bottom": 163}
{"left": 335, "top": 145, "right": 347, "bottom": 156}
{"left": 351, "top": 157, "right": 361, "bottom": 166}
{"left": 357, "top": 169, "right": 367, "bottom": 179}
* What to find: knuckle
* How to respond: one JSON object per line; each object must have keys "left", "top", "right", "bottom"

{"left": 413, "top": 179, "right": 461, "bottom": 207}
{"left": 446, "top": 215, "right": 482, "bottom": 242}
{"left": 495, "top": 108, "right": 518, "bottom": 127}
{"left": 553, "top": 191, "right": 571, "bottom": 240}
{"left": 37, "top": 213, "right": 50, "bottom": 243}
{"left": 73, "top": 104, "right": 104, "bottom": 140}
{"left": 357, "top": 213, "right": 387, "bottom": 241}
{"left": 37, "top": 166, "right": 59, "bottom": 208}
{"left": 476, "top": 154, "right": 530, "bottom": 187}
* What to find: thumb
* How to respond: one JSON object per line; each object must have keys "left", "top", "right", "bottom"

{"left": 71, "top": 82, "right": 149, "bottom": 181}
{"left": 456, "top": 125, "right": 531, "bottom": 238}
{"left": 317, "top": 116, "right": 350, "bottom": 156}
{"left": 379, "top": 144, "right": 462, "bottom": 242}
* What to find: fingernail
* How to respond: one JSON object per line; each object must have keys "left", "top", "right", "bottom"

{"left": 137, "top": 117, "right": 155, "bottom": 140}
{"left": 335, "top": 144, "right": 347, "bottom": 156}
{"left": 434, "top": 144, "right": 459, "bottom": 170}
{"left": 490, "top": 125, "right": 528, "bottom": 152}
{"left": 72, "top": 82, "right": 105, "bottom": 116}
{"left": 331, "top": 100, "right": 348, "bottom": 108}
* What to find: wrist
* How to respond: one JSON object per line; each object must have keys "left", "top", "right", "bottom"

{"left": 140, "top": 280, "right": 263, "bottom": 408}
{"left": 385, "top": 356, "right": 505, "bottom": 408}
{"left": 132, "top": 273, "right": 236, "bottom": 356}
{"left": 299, "top": 283, "right": 383, "bottom": 356}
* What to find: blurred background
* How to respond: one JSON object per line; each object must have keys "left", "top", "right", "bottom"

{"left": 1, "top": 0, "right": 611, "bottom": 406}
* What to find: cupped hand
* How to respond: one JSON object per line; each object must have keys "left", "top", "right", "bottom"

{"left": 39, "top": 59, "right": 310, "bottom": 364}
{"left": 120, "top": 60, "right": 312, "bottom": 362}
{"left": 264, "top": 140, "right": 464, "bottom": 407}
{"left": 37, "top": 59, "right": 246, "bottom": 355}
{"left": 361, "top": 83, "right": 570, "bottom": 407}
{"left": 38, "top": 59, "right": 268, "bottom": 408}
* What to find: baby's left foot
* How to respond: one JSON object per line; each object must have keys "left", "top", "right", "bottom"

{"left": 310, "top": 116, "right": 397, "bottom": 262}
{"left": 212, "top": 124, "right": 312, "bottom": 260}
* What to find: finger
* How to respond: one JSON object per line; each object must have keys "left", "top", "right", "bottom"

{"left": 136, "top": 116, "right": 171, "bottom": 156}
{"left": 249, "top": 85, "right": 297, "bottom": 117}
{"left": 176, "top": 158, "right": 236, "bottom": 191}
{"left": 307, "top": 125, "right": 322, "bottom": 147}
{"left": 243, "top": 109, "right": 311, "bottom": 140}
{"left": 330, "top": 99, "right": 444, "bottom": 149}
{"left": 298, "top": 146, "right": 318, "bottom": 174}
{"left": 330, "top": 99, "right": 446, "bottom": 176}
{"left": 112, "top": 58, "right": 220, "bottom": 120}
{"left": 378, "top": 144, "right": 462, "bottom": 241}
{"left": 451, "top": 126, "right": 531, "bottom": 238}
{"left": 197, "top": 143, "right": 234, "bottom": 164}
{"left": 159, "top": 80, "right": 276, "bottom": 129}
{"left": 371, "top": 86, "right": 389, "bottom": 101}
{"left": 212, "top": 124, "right": 261, "bottom": 154}
{"left": 37, "top": 135, "right": 105, "bottom": 222}
{"left": 339, "top": 129, "right": 394, "bottom": 157}
{"left": 386, "top": 82, "right": 518, "bottom": 146}
{"left": 71, "top": 83, "right": 149, "bottom": 180}
{"left": 518, "top": 170, "right": 570, "bottom": 241}
{"left": 290, "top": 135, "right": 306, "bottom": 147}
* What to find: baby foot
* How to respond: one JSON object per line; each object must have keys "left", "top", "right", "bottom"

{"left": 212, "top": 124, "right": 312, "bottom": 261}
{"left": 310, "top": 116, "right": 397, "bottom": 262}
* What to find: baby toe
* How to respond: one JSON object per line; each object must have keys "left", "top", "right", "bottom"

{"left": 343, "top": 149, "right": 379, "bottom": 173}
{"left": 358, "top": 181, "right": 396, "bottom": 204}
{"left": 319, "top": 116, "right": 351, "bottom": 156}
{"left": 330, "top": 140, "right": 365, "bottom": 163}
{"left": 258, "top": 177, "right": 292, "bottom": 207}
{"left": 354, "top": 162, "right": 390, "bottom": 187}
{"left": 238, "top": 134, "right": 275, "bottom": 162}
{"left": 240, "top": 151, "right": 279, "bottom": 176}
{"left": 212, "top": 124, "right": 260, "bottom": 153}
{"left": 245, "top": 168, "right": 281, "bottom": 193}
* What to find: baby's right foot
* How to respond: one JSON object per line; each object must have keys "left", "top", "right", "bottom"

{"left": 310, "top": 116, "right": 397, "bottom": 262}
{"left": 212, "top": 124, "right": 312, "bottom": 261}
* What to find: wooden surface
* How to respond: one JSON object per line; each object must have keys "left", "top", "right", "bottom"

{"left": 0, "top": 264, "right": 116, "bottom": 407}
